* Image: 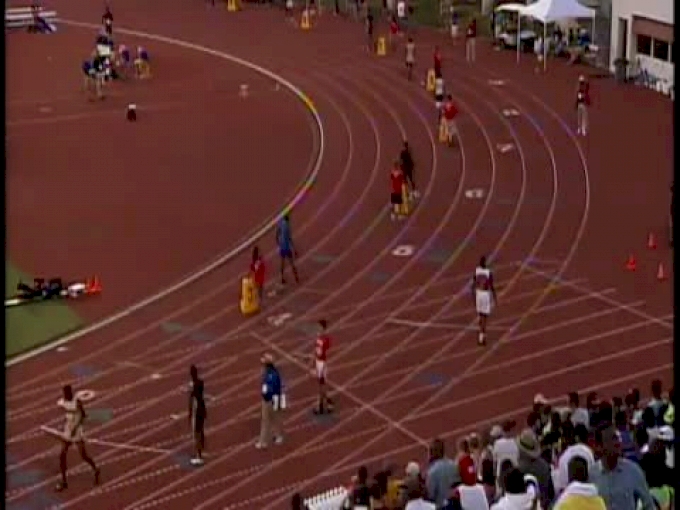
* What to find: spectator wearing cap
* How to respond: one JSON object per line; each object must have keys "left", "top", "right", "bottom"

{"left": 591, "top": 425, "right": 656, "bottom": 510}
{"left": 256, "top": 353, "right": 284, "bottom": 449}
{"left": 567, "top": 392, "right": 590, "bottom": 428}
{"left": 490, "top": 468, "right": 541, "bottom": 510}
{"left": 516, "top": 428, "right": 554, "bottom": 508}
{"left": 401, "top": 462, "right": 425, "bottom": 507}
{"left": 532, "top": 394, "right": 551, "bottom": 433}
{"left": 492, "top": 421, "right": 519, "bottom": 480}
{"left": 427, "top": 438, "right": 459, "bottom": 509}
{"left": 553, "top": 456, "right": 605, "bottom": 510}
{"left": 555, "top": 423, "right": 595, "bottom": 494}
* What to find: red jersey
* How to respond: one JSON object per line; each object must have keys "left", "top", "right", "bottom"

{"left": 443, "top": 101, "right": 458, "bottom": 121}
{"left": 389, "top": 20, "right": 399, "bottom": 35}
{"left": 466, "top": 19, "right": 477, "bottom": 39}
{"left": 434, "top": 50, "right": 442, "bottom": 74}
{"left": 250, "top": 258, "right": 265, "bottom": 286}
{"left": 458, "top": 454, "right": 476, "bottom": 485}
{"left": 315, "top": 334, "right": 330, "bottom": 361}
{"left": 391, "top": 169, "right": 404, "bottom": 194}
{"left": 577, "top": 82, "right": 591, "bottom": 106}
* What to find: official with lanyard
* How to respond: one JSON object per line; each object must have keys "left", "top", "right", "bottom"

{"left": 256, "top": 353, "right": 285, "bottom": 449}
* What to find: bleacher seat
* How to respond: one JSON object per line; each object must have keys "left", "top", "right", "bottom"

{"left": 304, "top": 486, "right": 350, "bottom": 510}
{"left": 5, "top": 6, "right": 57, "bottom": 29}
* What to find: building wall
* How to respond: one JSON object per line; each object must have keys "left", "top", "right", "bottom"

{"left": 610, "top": 0, "right": 673, "bottom": 90}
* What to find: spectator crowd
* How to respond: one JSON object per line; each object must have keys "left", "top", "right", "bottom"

{"left": 293, "top": 379, "right": 674, "bottom": 510}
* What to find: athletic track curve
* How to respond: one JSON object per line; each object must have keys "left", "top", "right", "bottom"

{"left": 6, "top": 4, "right": 672, "bottom": 510}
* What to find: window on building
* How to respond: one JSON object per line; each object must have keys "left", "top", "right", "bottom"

{"left": 636, "top": 34, "right": 652, "bottom": 55}
{"left": 653, "top": 38, "right": 670, "bottom": 61}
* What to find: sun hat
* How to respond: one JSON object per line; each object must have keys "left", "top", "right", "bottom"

{"left": 516, "top": 428, "right": 541, "bottom": 458}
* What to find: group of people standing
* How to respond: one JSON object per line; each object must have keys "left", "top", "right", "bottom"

{"left": 81, "top": 7, "right": 152, "bottom": 100}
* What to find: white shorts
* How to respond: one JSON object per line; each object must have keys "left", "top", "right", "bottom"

{"left": 451, "top": 25, "right": 459, "bottom": 38}
{"left": 315, "top": 359, "right": 327, "bottom": 381}
{"left": 476, "top": 291, "right": 492, "bottom": 316}
{"left": 446, "top": 119, "right": 458, "bottom": 136}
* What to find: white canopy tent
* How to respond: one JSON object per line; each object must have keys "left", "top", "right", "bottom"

{"left": 513, "top": 0, "right": 597, "bottom": 70}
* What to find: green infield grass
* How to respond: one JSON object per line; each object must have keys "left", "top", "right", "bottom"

{"left": 5, "top": 263, "right": 84, "bottom": 359}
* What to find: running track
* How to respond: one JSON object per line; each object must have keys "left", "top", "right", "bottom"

{"left": 6, "top": 4, "right": 673, "bottom": 509}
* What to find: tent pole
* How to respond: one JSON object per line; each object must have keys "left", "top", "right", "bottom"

{"left": 517, "top": 13, "right": 521, "bottom": 63}
{"left": 543, "top": 21, "right": 547, "bottom": 71}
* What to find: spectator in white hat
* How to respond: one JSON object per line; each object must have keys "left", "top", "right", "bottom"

{"left": 516, "top": 429, "right": 554, "bottom": 508}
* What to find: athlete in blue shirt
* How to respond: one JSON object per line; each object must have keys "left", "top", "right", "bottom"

{"left": 275, "top": 214, "right": 299, "bottom": 285}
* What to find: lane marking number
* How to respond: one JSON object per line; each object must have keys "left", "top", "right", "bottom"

{"left": 496, "top": 143, "right": 514, "bottom": 154}
{"left": 488, "top": 79, "right": 505, "bottom": 86}
{"left": 267, "top": 312, "right": 293, "bottom": 327}
{"left": 502, "top": 108, "right": 520, "bottom": 117}
{"left": 392, "top": 245, "right": 415, "bottom": 257}
{"left": 464, "top": 188, "right": 485, "bottom": 199}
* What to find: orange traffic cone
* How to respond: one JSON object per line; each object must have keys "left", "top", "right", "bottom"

{"left": 625, "top": 255, "right": 637, "bottom": 271}
{"left": 88, "top": 275, "right": 102, "bottom": 293}
{"left": 647, "top": 232, "right": 657, "bottom": 249}
{"left": 656, "top": 262, "right": 667, "bottom": 281}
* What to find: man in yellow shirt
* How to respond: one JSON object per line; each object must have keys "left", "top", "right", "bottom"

{"left": 553, "top": 457, "right": 605, "bottom": 510}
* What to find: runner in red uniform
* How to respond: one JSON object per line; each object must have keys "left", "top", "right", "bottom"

{"left": 390, "top": 162, "right": 405, "bottom": 221}
{"left": 249, "top": 246, "right": 266, "bottom": 301}
{"left": 312, "top": 319, "right": 334, "bottom": 415}
{"left": 442, "top": 94, "right": 459, "bottom": 147}
{"left": 433, "top": 45, "right": 443, "bottom": 77}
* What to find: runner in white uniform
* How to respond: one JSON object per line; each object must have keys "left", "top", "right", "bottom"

{"left": 55, "top": 385, "right": 100, "bottom": 491}
{"left": 471, "top": 256, "right": 497, "bottom": 345}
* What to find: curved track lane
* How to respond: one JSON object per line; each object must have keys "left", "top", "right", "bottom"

{"left": 5, "top": 9, "right": 672, "bottom": 510}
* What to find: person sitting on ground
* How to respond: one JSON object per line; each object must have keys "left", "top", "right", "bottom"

{"left": 490, "top": 468, "right": 541, "bottom": 510}
{"left": 28, "top": 3, "right": 56, "bottom": 33}
{"left": 135, "top": 46, "right": 152, "bottom": 78}
{"left": 553, "top": 456, "right": 605, "bottom": 510}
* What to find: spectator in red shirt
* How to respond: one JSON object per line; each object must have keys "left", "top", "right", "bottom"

{"left": 390, "top": 162, "right": 405, "bottom": 221}
{"left": 442, "top": 94, "right": 459, "bottom": 147}
{"left": 457, "top": 437, "right": 477, "bottom": 486}
{"left": 465, "top": 18, "right": 477, "bottom": 62}
{"left": 576, "top": 75, "right": 591, "bottom": 136}
{"left": 250, "top": 246, "right": 266, "bottom": 301}
{"left": 434, "top": 45, "right": 443, "bottom": 78}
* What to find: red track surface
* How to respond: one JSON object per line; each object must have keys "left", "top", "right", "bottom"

{"left": 6, "top": 3, "right": 673, "bottom": 510}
